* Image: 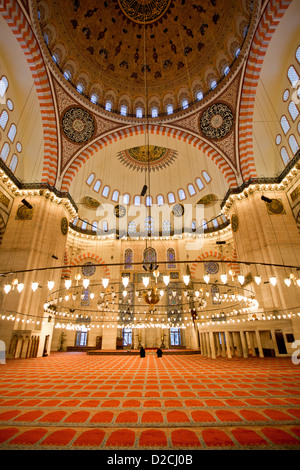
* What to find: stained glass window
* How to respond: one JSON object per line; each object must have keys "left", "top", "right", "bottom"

{"left": 124, "top": 248, "right": 133, "bottom": 269}
{"left": 0, "top": 76, "right": 8, "bottom": 97}
{"left": 0, "top": 110, "right": 8, "bottom": 130}
{"left": 170, "top": 328, "right": 181, "bottom": 346}
{"left": 9, "top": 154, "right": 18, "bottom": 172}
{"left": 143, "top": 247, "right": 157, "bottom": 264}
{"left": 167, "top": 248, "right": 176, "bottom": 269}
{"left": 7, "top": 124, "right": 16, "bottom": 143}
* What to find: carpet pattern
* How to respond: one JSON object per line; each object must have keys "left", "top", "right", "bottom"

{"left": 0, "top": 353, "right": 299, "bottom": 450}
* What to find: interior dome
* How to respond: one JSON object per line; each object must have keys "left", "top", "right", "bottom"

{"left": 36, "top": 0, "right": 255, "bottom": 117}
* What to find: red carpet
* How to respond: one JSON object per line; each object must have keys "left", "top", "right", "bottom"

{"left": 0, "top": 352, "right": 299, "bottom": 450}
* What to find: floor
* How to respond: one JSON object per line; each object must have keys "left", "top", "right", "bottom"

{"left": 0, "top": 352, "right": 300, "bottom": 450}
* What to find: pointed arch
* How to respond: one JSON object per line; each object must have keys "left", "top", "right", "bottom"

{"left": 70, "top": 253, "right": 110, "bottom": 278}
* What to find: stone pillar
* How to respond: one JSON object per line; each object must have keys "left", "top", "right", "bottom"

{"left": 240, "top": 330, "right": 248, "bottom": 358}
{"left": 0, "top": 195, "right": 71, "bottom": 357}
{"left": 234, "top": 332, "right": 243, "bottom": 357}
{"left": 221, "top": 332, "right": 226, "bottom": 357}
{"left": 209, "top": 331, "right": 216, "bottom": 359}
{"left": 225, "top": 331, "right": 232, "bottom": 358}
{"left": 255, "top": 329, "right": 264, "bottom": 357}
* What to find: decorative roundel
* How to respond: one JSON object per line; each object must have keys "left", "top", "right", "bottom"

{"left": 61, "top": 107, "right": 95, "bottom": 143}
{"left": 204, "top": 261, "right": 219, "bottom": 275}
{"left": 61, "top": 217, "right": 68, "bottom": 235}
{"left": 231, "top": 214, "right": 239, "bottom": 232}
{"left": 117, "top": 0, "right": 172, "bottom": 24}
{"left": 172, "top": 203, "right": 184, "bottom": 217}
{"left": 266, "top": 199, "right": 285, "bottom": 215}
{"left": 114, "top": 204, "right": 126, "bottom": 218}
{"left": 16, "top": 204, "right": 34, "bottom": 220}
{"left": 81, "top": 261, "right": 96, "bottom": 277}
{"left": 200, "top": 103, "right": 234, "bottom": 140}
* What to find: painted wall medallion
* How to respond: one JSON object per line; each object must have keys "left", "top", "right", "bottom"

{"left": 117, "top": 145, "right": 177, "bottom": 172}
{"left": 200, "top": 103, "right": 234, "bottom": 140}
{"left": 61, "top": 217, "right": 68, "bottom": 235}
{"left": 114, "top": 204, "right": 126, "bottom": 218}
{"left": 197, "top": 194, "right": 218, "bottom": 206}
{"left": 81, "top": 261, "right": 96, "bottom": 277}
{"left": 231, "top": 213, "right": 238, "bottom": 232}
{"left": 266, "top": 198, "right": 285, "bottom": 215}
{"left": 172, "top": 203, "right": 184, "bottom": 217}
{"left": 62, "top": 107, "right": 95, "bottom": 143}
{"left": 82, "top": 196, "right": 100, "bottom": 209}
{"left": 204, "top": 261, "right": 219, "bottom": 274}
{"left": 16, "top": 204, "right": 34, "bottom": 220}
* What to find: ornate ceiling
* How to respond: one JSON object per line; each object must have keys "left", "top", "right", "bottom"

{"left": 36, "top": 0, "right": 255, "bottom": 115}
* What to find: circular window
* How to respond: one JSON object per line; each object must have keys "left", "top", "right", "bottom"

{"left": 6, "top": 99, "right": 13, "bottom": 111}
{"left": 16, "top": 142, "right": 22, "bottom": 152}
{"left": 275, "top": 134, "right": 282, "bottom": 145}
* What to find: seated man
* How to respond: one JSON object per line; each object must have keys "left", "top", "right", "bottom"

{"left": 156, "top": 347, "right": 163, "bottom": 357}
{"left": 140, "top": 346, "right": 145, "bottom": 358}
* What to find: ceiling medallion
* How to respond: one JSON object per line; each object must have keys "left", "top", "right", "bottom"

{"left": 172, "top": 203, "right": 184, "bottom": 217}
{"left": 61, "top": 217, "right": 68, "bottom": 235}
{"left": 197, "top": 194, "right": 218, "bottom": 206}
{"left": 200, "top": 103, "right": 234, "bottom": 140}
{"left": 117, "top": 145, "right": 177, "bottom": 172}
{"left": 231, "top": 214, "right": 239, "bottom": 232}
{"left": 61, "top": 107, "right": 95, "bottom": 144}
{"left": 117, "top": 0, "right": 172, "bottom": 24}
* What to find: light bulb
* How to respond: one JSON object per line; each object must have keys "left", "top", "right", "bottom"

{"left": 203, "top": 274, "right": 210, "bottom": 284}
{"left": 163, "top": 275, "right": 170, "bottom": 286}
{"left": 65, "top": 279, "right": 72, "bottom": 289}
{"left": 83, "top": 278, "right": 89, "bottom": 288}
{"left": 284, "top": 278, "right": 291, "bottom": 287}
{"left": 195, "top": 291, "right": 200, "bottom": 298}
{"left": 102, "top": 278, "right": 109, "bottom": 288}
{"left": 254, "top": 276, "right": 261, "bottom": 285}
{"left": 122, "top": 277, "right": 129, "bottom": 288}
{"left": 123, "top": 290, "right": 127, "bottom": 297}
{"left": 269, "top": 276, "right": 277, "bottom": 286}
{"left": 183, "top": 275, "right": 190, "bottom": 286}
{"left": 17, "top": 283, "right": 24, "bottom": 293}
{"left": 238, "top": 275, "right": 245, "bottom": 285}
{"left": 48, "top": 280, "right": 55, "bottom": 290}
{"left": 220, "top": 274, "right": 227, "bottom": 284}
{"left": 4, "top": 285, "right": 11, "bottom": 294}
{"left": 32, "top": 282, "right": 39, "bottom": 292}
{"left": 90, "top": 292, "right": 95, "bottom": 299}
{"left": 12, "top": 278, "right": 18, "bottom": 286}
{"left": 160, "top": 290, "right": 164, "bottom": 297}
{"left": 143, "top": 277, "right": 150, "bottom": 287}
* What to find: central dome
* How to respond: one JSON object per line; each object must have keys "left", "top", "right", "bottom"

{"left": 37, "top": 0, "right": 255, "bottom": 116}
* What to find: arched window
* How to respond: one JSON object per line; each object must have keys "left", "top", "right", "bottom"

{"left": 120, "top": 105, "right": 127, "bottom": 116}
{"left": 296, "top": 46, "right": 300, "bottom": 64}
{"left": 102, "top": 186, "right": 109, "bottom": 198}
{"left": 188, "top": 184, "right": 196, "bottom": 196}
{"left": 280, "top": 115, "right": 290, "bottom": 135}
{"left": 7, "top": 124, "right": 17, "bottom": 143}
{"left": 145, "top": 216, "right": 154, "bottom": 234}
{"left": 92, "top": 221, "right": 98, "bottom": 231}
{"left": 287, "top": 65, "right": 299, "bottom": 85}
{"left": 9, "top": 154, "right": 18, "bottom": 173}
{"left": 86, "top": 173, "right": 95, "bottom": 186}
{"left": 52, "top": 53, "right": 59, "bottom": 64}
{"left": 143, "top": 247, "right": 157, "bottom": 264}
{"left": 90, "top": 93, "right": 98, "bottom": 104}
{"left": 235, "top": 47, "right": 241, "bottom": 57}
{"left": 151, "top": 107, "right": 158, "bottom": 118}
{"left": 105, "top": 100, "right": 112, "bottom": 111}
{"left": 212, "top": 219, "right": 219, "bottom": 228}
{"left": 288, "top": 101, "right": 299, "bottom": 121}
{"left": 196, "top": 178, "right": 204, "bottom": 190}
{"left": 0, "top": 110, "right": 8, "bottom": 130}
{"left": 162, "top": 220, "right": 171, "bottom": 235}
{"left": 166, "top": 104, "right": 173, "bottom": 115}
{"left": 280, "top": 146, "right": 290, "bottom": 165}
{"left": 178, "top": 189, "right": 186, "bottom": 200}
{"left": 81, "top": 220, "right": 88, "bottom": 230}
{"left": 157, "top": 194, "right": 164, "bottom": 206}
{"left": 123, "top": 193, "right": 130, "bottom": 205}
{"left": 76, "top": 83, "right": 84, "bottom": 94}
{"left": 63, "top": 70, "right": 71, "bottom": 81}
{"left": 202, "top": 171, "right": 211, "bottom": 183}
{"left": 167, "top": 248, "right": 176, "bottom": 269}
{"left": 202, "top": 219, "right": 208, "bottom": 230}
{"left": 103, "top": 221, "right": 108, "bottom": 232}
{"left": 128, "top": 221, "right": 136, "bottom": 236}
{"left": 289, "top": 134, "right": 299, "bottom": 155}
{"left": 223, "top": 65, "right": 230, "bottom": 76}
{"left": 112, "top": 190, "right": 119, "bottom": 202}
{"left": 146, "top": 196, "right": 152, "bottom": 206}
{"left": 181, "top": 99, "right": 189, "bottom": 109}
{"left": 134, "top": 195, "right": 141, "bottom": 206}
{"left": 72, "top": 217, "right": 78, "bottom": 226}
{"left": 93, "top": 180, "right": 101, "bottom": 192}
{"left": 0, "top": 142, "right": 10, "bottom": 162}
{"left": 196, "top": 90, "right": 203, "bottom": 101}
{"left": 124, "top": 249, "right": 133, "bottom": 269}
{"left": 168, "top": 192, "right": 175, "bottom": 204}
{"left": 0, "top": 76, "right": 8, "bottom": 97}
{"left": 136, "top": 107, "right": 143, "bottom": 118}
{"left": 210, "top": 79, "right": 217, "bottom": 90}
